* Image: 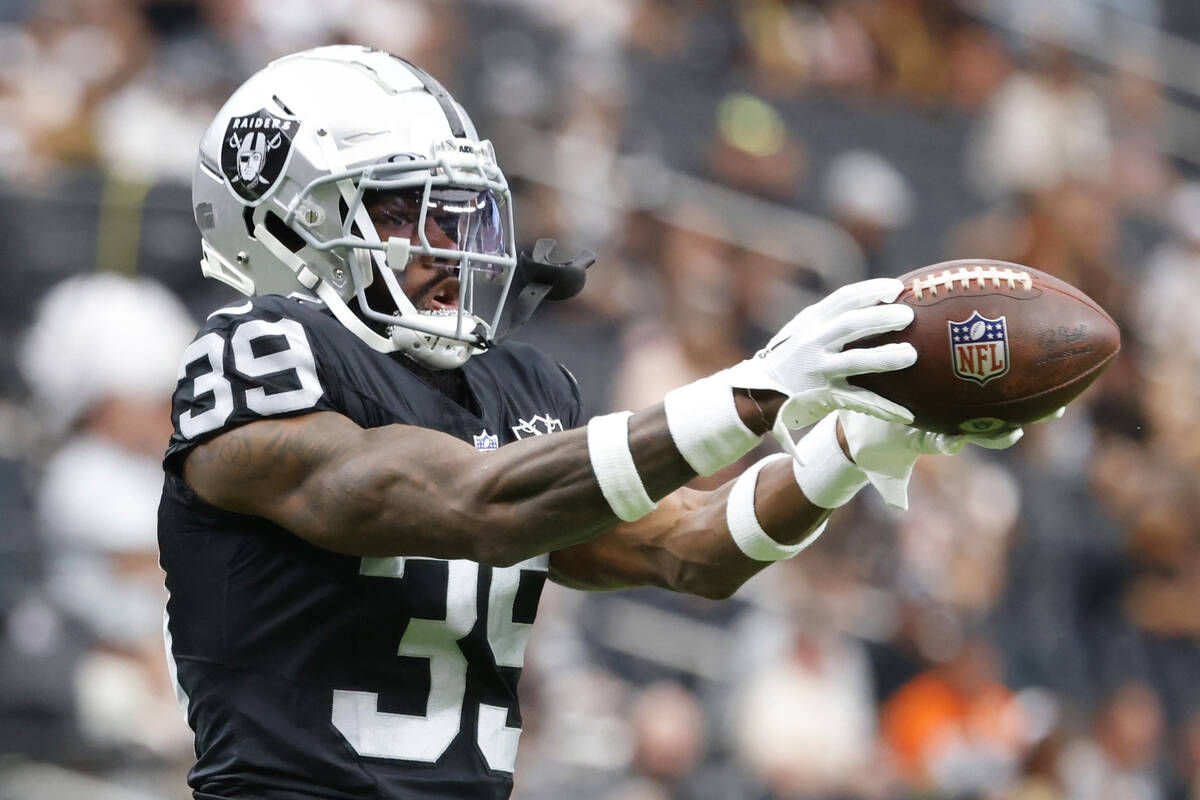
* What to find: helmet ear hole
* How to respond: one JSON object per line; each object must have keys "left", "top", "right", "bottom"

{"left": 263, "top": 211, "right": 306, "bottom": 253}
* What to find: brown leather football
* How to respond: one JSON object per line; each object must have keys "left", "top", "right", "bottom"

{"left": 847, "top": 259, "right": 1121, "bottom": 434}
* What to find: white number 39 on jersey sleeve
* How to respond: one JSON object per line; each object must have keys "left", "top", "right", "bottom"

{"left": 177, "top": 317, "right": 324, "bottom": 439}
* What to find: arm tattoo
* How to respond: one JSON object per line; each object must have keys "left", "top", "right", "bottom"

{"left": 188, "top": 415, "right": 357, "bottom": 508}
{"left": 216, "top": 434, "right": 252, "bottom": 468}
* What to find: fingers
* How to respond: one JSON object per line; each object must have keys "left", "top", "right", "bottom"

{"left": 774, "top": 385, "right": 912, "bottom": 430}
{"left": 825, "top": 303, "right": 914, "bottom": 351}
{"left": 829, "top": 387, "right": 914, "bottom": 424}
{"left": 764, "top": 280, "right": 910, "bottom": 355}
{"left": 774, "top": 392, "right": 829, "bottom": 430}
{"left": 967, "top": 428, "right": 1024, "bottom": 449}
{"left": 923, "top": 433, "right": 967, "bottom": 456}
{"left": 827, "top": 342, "right": 917, "bottom": 377}
{"left": 809, "top": 278, "right": 905, "bottom": 321}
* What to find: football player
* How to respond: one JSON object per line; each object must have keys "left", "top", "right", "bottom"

{"left": 160, "top": 45, "right": 1012, "bottom": 799}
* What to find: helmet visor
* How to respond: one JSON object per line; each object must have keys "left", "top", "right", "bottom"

{"left": 365, "top": 187, "right": 507, "bottom": 264}
{"left": 363, "top": 186, "right": 515, "bottom": 341}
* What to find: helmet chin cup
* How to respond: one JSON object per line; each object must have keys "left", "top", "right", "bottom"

{"left": 389, "top": 312, "right": 482, "bottom": 370}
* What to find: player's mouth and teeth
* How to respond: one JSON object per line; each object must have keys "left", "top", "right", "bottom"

{"left": 424, "top": 277, "right": 456, "bottom": 311}
{"left": 418, "top": 276, "right": 460, "bottom": 313}
{"left": 426, "top": 272, "right": 460, "bottom": 311}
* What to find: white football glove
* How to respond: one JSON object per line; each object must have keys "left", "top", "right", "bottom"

{"left": 836, "top": 409, "right": 1064, "bottom": 509}
{"left": 724, "top": 278, "right": 918, "bottom": 429}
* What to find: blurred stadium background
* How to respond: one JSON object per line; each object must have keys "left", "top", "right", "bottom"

{"left": 1, "top": 0, "right": 1199, "bottom": 798}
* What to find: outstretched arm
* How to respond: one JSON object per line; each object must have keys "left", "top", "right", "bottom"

{"left": 182, "top": 392, "right": 777, "bottom": 566}
{"left": 182, "top": 278, "right": 916, "bottom": 567}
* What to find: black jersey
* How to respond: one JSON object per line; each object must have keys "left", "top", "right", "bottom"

{"left": 158, "top": 294, "right": 582, "bottom": 800}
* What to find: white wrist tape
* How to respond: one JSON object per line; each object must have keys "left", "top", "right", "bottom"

{"left": 664, "top": 374, "right": 763, "bottom": 476}
{"left": 727, "top": 454, "right": 826, "bottom": 561}
{"left": 791, "top": 415, "right": 869, "bottom": 509}
{"left": 587, "top": 412, "right": 658, "bottom": 522}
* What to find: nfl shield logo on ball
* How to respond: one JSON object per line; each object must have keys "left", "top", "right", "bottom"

{"left": 949, "top": 312, "right": 1010, "bottom": 386}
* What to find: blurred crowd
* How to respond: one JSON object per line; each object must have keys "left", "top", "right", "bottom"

{"left": 2, "top": 1, "right": 1200, "bottom": 799}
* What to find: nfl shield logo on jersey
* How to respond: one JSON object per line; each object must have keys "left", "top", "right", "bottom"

{"left": 220, "top": 108, "right": 298, "bottom": 204}
{"left": 473, "top": 430, "right": 499, "bottom": 451}
{"left": 949, "top": 311, "right": 1010, "bottom": 386}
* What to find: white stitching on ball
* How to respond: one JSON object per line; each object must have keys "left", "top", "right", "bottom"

{"left": 910, "top": 267, "right": 1032, "bottom": 299}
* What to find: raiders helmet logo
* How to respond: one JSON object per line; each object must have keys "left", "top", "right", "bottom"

{"left": 219, "top": 109, "right": 298, "bottom": 204}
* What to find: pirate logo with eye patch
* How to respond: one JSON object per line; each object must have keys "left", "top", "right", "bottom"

{"left": 220, "top": 108, "right": 299, "bottom": 204}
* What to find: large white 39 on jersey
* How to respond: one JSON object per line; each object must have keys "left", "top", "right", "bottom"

{"left": 332, "top": 555, "right": 544, "bottom": 773}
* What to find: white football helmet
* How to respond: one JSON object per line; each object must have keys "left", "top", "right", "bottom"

{"left": 193, "top": 45, "right": 518, "bottom": 368}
